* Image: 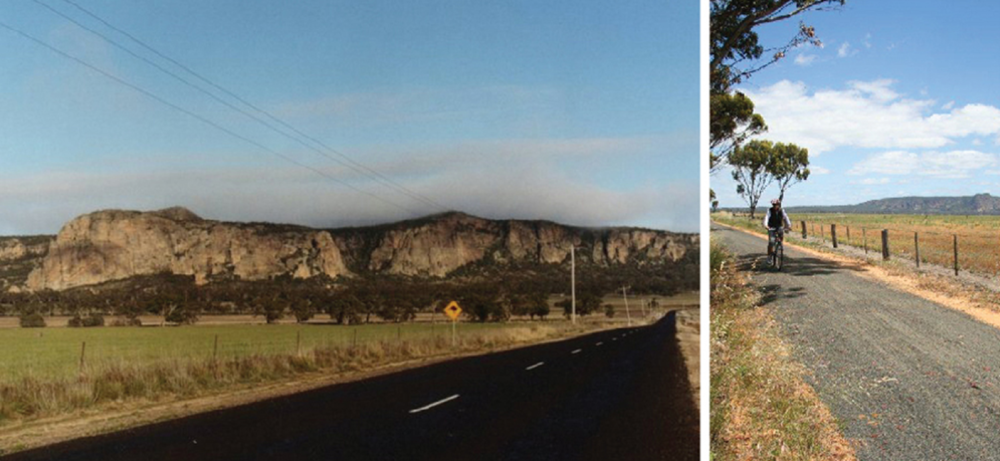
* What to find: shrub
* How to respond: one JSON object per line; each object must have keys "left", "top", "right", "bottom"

{"left": 83, "top": 314, "right": 105, "bottom": 327}
{"left": 68, "top": 315, "right": 83, "bottom": 328}
{"left": 69, "top": 313, "right": 105, "bottom": 328}
{"left": 19, "top": 313, "right": 46, "bottom": 328}
{"left": 164, "top": 305, "right": 198, "bottom": 325}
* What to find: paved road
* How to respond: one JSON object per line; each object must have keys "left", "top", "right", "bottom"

{"left": 4, "top": 314, "right": 697, "bottom": 461}
{"left": 714, "top": 223, "right": 1000, "bottom": 460}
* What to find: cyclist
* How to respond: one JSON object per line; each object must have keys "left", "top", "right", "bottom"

{"left": 763, "top": 198, "right": 792, "bottom": 261}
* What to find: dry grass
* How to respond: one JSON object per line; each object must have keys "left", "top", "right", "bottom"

{"left": 710, "top": 243, "right": 856, "bottom": 461}
{"left": 0, "top": 321, "right": 598, "bottom": 428}
{"left": 675, "top": 308, "right": 700, "bottom": 411}
{"left": 771, "top": 213, "right": 1000, "bottom": 277}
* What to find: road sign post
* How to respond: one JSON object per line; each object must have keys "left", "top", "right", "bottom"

{"left": 444, "top": 301, "right": 462, "bottom": 346}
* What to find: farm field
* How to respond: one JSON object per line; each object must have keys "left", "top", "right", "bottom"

{"left": 0, "top": 292, "right": 692, "bottom": 383}
{"left": 0, "top": 322, "right": 513, "bottom": 382}
{"left": 717, "top": 212, "right": 1000, "bottom": 277}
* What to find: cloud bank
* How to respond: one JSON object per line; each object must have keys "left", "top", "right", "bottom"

{"left": 745, "top": 79, "right": 1000, "bottom": 155}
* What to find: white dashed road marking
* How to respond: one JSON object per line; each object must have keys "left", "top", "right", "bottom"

{"left": 409, "top": 394, "right": 460, "bottom": 414}
{"left": 596, "top": 342, "right": 603, "bottom": 346}
{"left": 525, "top": 362, "right": 545, "bottom": 371}
{"left": 571, "top": 349, "right": 582, "bottom": 354}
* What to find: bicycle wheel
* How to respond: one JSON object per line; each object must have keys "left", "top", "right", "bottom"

{"left": 775, "top": 243, "right": 783, "bottom": 271}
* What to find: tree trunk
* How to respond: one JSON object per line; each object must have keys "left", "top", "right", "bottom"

{"left": 749, "top": 205, "right": 757, "bottom": 219}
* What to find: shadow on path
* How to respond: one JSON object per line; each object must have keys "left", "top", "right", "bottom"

{"left": 735, "top": 252, "right": 863, "bottom": 277}
{"left": 759, "top": 285, "right": 806, "bottom": 305}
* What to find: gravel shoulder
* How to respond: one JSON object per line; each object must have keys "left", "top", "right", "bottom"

{"left": 713, "top": 223, "right": 1000, "bottom": 461}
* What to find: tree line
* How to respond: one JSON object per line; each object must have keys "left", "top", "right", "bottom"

{"left": 0, "top": 259, "right": 693, "bottom": 327}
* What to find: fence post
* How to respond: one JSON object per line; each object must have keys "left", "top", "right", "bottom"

{"left": 296, "top": 331, "right": 302, "bottom": 356}
{"left": 881, "top": 229, "right": 890, "bottom": 260}
{"left": 831, "top": 224, "right": 838, "bottom": 248}
{"left": 846, "top": 226, "right": 851, "bottom": 245}
{"left": 213, "top": 334, "right": 219, "bottom": 361}
{"left": 79, "top": 341, "right": 86, "bottom": 376}
{"left": 863, "top": 228, "right": 868, "bottom": 255}
{"left": 821, "top": 224, "right": 825, "bottom": 241}
{"left": 954, "top": 234, "right": 960, "bottom": 276}
{"left": 801, "top": 221, "right": 807, "bottom": 239}
{"left": 914, "top": 232, "right": 920, "bottom": 268}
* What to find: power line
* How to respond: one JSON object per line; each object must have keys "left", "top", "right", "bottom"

{"left": 51, "top": 0, "right": 448, "bottom": 212}
{"left": 0, "top": 19, "right": 414, "bottom": 214}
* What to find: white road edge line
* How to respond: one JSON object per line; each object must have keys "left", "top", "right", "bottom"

{"left": 571, "top": 349, "right": 582, "bottom": 354}
{"left": 409, "top": 394, "right": 460, "bottom": 414}
{"left": 525, "top": 362, "right": 545, "bottom": 371}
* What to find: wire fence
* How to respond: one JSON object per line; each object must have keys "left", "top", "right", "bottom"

{"left": 725, "top": 212, "right": 1000, "bottom": 278}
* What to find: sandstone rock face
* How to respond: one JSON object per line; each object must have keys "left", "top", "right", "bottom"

{"left": 600, "top": 229, "right": 697, "bottom": 265}
{"left": 368, "top": 213, "right": 501, "bottom": 277}
{"left": 363, "top": 212, "right": 695, "bottom": 276}
{"left": 26, "top": 208, "right": 349, "bottom": 291}
{"left": 0, "top": 239, "right": 47, "bottom": 262}
{"left": 24, "top": 209, "right": 697, "bottom": 290}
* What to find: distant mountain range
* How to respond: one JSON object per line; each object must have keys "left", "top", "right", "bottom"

{"left": 784, "top": 193, "right": 1000, "bottom": 215}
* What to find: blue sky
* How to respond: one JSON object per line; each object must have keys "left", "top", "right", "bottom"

{"left": 714, "top": 1, "right": 1000, "bottom": 210}
{"left": 0, "top": 0, "right": 698, "bottom": 235}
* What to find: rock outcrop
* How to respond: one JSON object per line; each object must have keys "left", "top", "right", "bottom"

{"left": 358, "top": 212, "right": 696, "bottom": 277}
{"left": 0, "top": 238, "right": 48, "bottom": 262}
{"left": 26, "top": 208, "right": 349, "bottom": 291}
{"left": 23, "top": 208, "right": 697, "bottom": 291}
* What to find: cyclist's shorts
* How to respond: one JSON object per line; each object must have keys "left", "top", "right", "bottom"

{"left": 768, "top": 229, "right": 783, "bottom": 245}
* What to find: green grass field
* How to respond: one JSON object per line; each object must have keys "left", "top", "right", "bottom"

{"left": 0, "top": 322, "right": 533, "bottom": 383}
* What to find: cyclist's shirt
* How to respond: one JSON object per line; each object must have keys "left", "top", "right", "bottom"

{"left": 764, "top": 207, "right": 791, "bottom": 229}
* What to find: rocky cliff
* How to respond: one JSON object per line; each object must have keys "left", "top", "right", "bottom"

{"left": 0, "top": 236, "right": 52, "bottom": 292}
{"left": 26, "top": 208, "right": 349, "bottom": 291}
{"left": 21, "top": 208, "right": 697, "bottom": 291}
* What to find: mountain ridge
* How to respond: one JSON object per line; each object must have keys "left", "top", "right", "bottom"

{"left": 10, "top": 207, "right": 697, "bottom": 292}
{"left": 780, "top": 193, "right": 1000, "bottom": 215}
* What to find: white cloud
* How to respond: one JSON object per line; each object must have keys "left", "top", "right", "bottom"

{"left": 863, "top": 33, "right": 872, "bottom": 49}
{"left": 942, "top": 101, "right": 955, "bottom": 110}
{"left": 794, "top": 54, "right": 817, "bottom": 66}
{"left": 837, "top": 42, "right": 856, "bottom": 58}
{"left": 849, "top": 150, "right": 998, "bottom": 179}
{"left": 810, "top": 166, "right": 831, "bottom": 175}
{"left": 744, "top": 80, "right": 1000, "bottom": 154}
{"left": 849, "top": 177, "right": 891, "bottom": 185}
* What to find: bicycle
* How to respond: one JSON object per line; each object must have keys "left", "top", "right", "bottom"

{"left": 768, "top": 227, "right": 787, "bottom": 271}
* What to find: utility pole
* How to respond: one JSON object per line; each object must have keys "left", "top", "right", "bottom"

{"left": 622, "top": 286, "right": 632, "bottom": 327}
{"left": 570, "top": 244, "right": 576, "bottom": 325}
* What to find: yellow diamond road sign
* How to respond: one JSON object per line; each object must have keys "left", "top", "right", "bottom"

{"left": 444, "top": 301, "right": 462, "bottom": 320}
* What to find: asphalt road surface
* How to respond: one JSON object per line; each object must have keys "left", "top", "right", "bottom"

{"left": 4, "top": 314, "right": 697, "bottom": 461}
{"left": 714, "top": 223, "right": 1000, "bottom": 460}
